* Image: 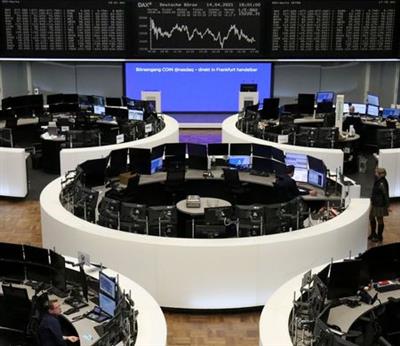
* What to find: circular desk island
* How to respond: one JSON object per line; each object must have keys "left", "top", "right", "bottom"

{"left": 222, "top": 114, "right": 346, "bottom": 173}
{"left": 59, "top": 115, "right": 179, "bottom": 176}
{"left": 41, "top": 176, "right": 369, "bottom": 310}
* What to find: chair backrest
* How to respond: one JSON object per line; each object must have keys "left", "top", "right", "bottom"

{"left": 222, "top": 168, "right": 241, "bottom": 189}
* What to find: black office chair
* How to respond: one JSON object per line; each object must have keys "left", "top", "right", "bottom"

{"left": 119, "top": 202, "right": 147, "bottom": 234}
{"left": 222, "top": 168, "right": 249, "bottom": 204}
{"left": 164, "top": 168, "right": 185, "bottom": 203}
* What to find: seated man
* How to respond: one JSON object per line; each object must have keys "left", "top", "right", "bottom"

{"left": 38, "top": 299, "right": 79, "bottom": 346}
{"left": 274, "top": 165, "right": 317, "bottom": 201}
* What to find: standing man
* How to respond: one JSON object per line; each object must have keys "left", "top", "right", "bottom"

{"left": 38, "top": 299, "right": 79, "bottom": 345}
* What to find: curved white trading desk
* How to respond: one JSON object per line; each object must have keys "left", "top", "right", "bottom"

{"left": 0, "top": 147, "right": 28, "bottom": 197}
{"left": 222, "top": 114, "right": 344, "bottom": 173}
{"left": 41, "top": 177, "right": 369, "bottom": 309}
{"left": 68, "top": 258, "right": 167, "bottom": 346}
{"left": 59, "top": 115, "right": 179, "bottom": 176}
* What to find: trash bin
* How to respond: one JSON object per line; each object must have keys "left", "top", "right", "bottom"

{"left": 358, "top": 155, "right": 368, "bottom": 173}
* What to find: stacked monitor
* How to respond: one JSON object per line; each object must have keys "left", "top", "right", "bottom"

{"left": 99, "top": 271, "right": 117, "bottom": 317}
{"left": 366, "top": 93, "right": 380, "bottom": 118}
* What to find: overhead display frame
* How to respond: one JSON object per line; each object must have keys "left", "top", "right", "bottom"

{"left": 0, "top": 0, "right": 398, "bottom": 60}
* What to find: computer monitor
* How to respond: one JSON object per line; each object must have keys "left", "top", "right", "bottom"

{"left": 382, "top": 108, "right": 400, "bottom": 119}
{"left": 298, "top": 93, "right": 315, "bottom": 114}
{"left": 50, "top": 250, "right": 66, "bottom": 292}
{"left": 0, "top": 260, "right": 25, "bottom": 281}
{"left": 151, "top": 157, "right": 163, "bottom": 174}
{"left": 285, "top": 153, "right": 308, "bottom": 169}
{"left": 79, "top": 157, "right": 109, "bottom": 188}
{"left": 316, "top": 91, "right": 335, "bottom": 104}
{"left": 165, "top": 143, "right": 186, "bottom": 158}
{"left": 99, "top": 271, "right": 116, "bottom": 299}
{"left": 307, "top": 156, "right": 325, "bottom": 173}
{"left": 2, "top": 285, "right": 29, "bottom": 300}
{"left": 252, "top": 144, "right": 272, "bottom": 158}
{"left": 271, "top": 160, "right": 287, "bottom": 176}
{"left": 343, "top": 103, "right": 350, "bottom": 114}
{"left": 93, "top": 105, "right": 106, "bottom": 116}
{"left": 229, "top": 143, "right": 252, "bottom": 156}
{"left": 271, "top": 147, "right": 285, "bottom": 163}
{"left": 99, "top": 292, "right": 116, "bottom": 317}
{"left": 367, "top": 93, "right": 379, "bottom": 106}
{"left": 0, "top": 243, "right": 24, "bottom": 261}
{"left": 228, "top": 156, "right": 251, "bottom": 170}
{"left": 308, "top": 169, "right": 326, "bottom": 189}
{"left": 352, "top": 103, "right": 366, "bottom": 114}
{"left": 151, "top": 144, "right": 164, "bottom": 160}
{"left": 207, "top": 143, "right": 229, "bottom": 156}
{"left": 187, "top": 143, "right": 208, "bottom": 170}
{"left": 327, "top": 260, "right": 368, "bottom": 300}
{"left": 252, "top": 157, "right": 273, "bottom": 173}
{"left": 366, "top": 104, "right": 379, "bottom": 117}
{"left": 128, "top": 109, "right": 144, "bottom": 121}
{"left": 260, "top": 98, "right": 280, "bottom": 119}
{"left": 26, "top": 263, "right": 54, "bottom": 284}
{"left": 106, "top": 97, "right": 122, "bottom": 107}
{"left": 129, "top": 148, "right": 151, "bottom": 175}
{"left": 24, "top": 245, "right": 49, "bottom": 265}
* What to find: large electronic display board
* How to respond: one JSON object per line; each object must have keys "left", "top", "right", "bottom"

{"left": 0, "top": 0, "right": 399, "bottom": 59}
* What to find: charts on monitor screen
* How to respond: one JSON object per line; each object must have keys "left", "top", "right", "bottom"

{"left": 0, "top": 0, "right": 398, "bottom": 59}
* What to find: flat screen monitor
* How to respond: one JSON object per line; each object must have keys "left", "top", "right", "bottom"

{"left": 352, "top": 103, "right": 366, "bottom": 114}
{"left": 252, "top": 144, "right": 272, "bottom": 158}
{"left": 93, "top": 105, "right": 106, "bottom": 116}
{"left": 271, "top": 160, "right": 287, "bottom": 176}
{"left": 308, "top": 169, "right": 326, "bottom": 189}
{"left": 343, "top": 103, "right": 350, "bottom": 114}
{"left": 261, "top": 98, "right": 280, "bottom": 119}
{"left": 307, "top": 156, "right": 325, "bottom": 173}
{"left": 151, "top": 144, "right": 164, "bottom": 160}
{"left": 79, "top": 158, "right": 108, "bottom": 188}
{"left": 128, "top": 109, "right": 144, "bottom": 121}
{"left": 106, "top": 97, "right": 122, "bottom": 107}
{"left": 165, "top": 143, "right": 186, "bottom": 158}
{"left": 327, "top": 260, "right": 368, "bottom": 300}
{"left": 187, "top": 143, "right": 208, "bottom": 170}
{"left": 0, "top": 260, "right": 25, "bottom": 281}
{"left": 151, "top": 157, "right": 163, "bottom": 174}
{"left": 99, "top": 271, "right": 116, "bottom": 299}
{"left": 252, "top": 157, "right": 272, "bottom": 173}
{"left": 382, "top": 108, "right": 400, "bottom": 118}
{"left": 50, "top": 250, "right": 66, "bottom": 292}
{"left": 292, "top": 168, "right": 308, "bottom": 183}
{"left": 382, "top": 108, "right": 400, "bottom": 119}
{"left": 316, "top": 91, "right": 334, "bottom": 104}
{"left": 367, "top": 93, "right": 379, "bottom": 106}
{"left": 298, "top": 93, "right": 315, "bottom": 114}
{"left": 230, "top": 143, "right": 252, "bottom": 156}
{"left": 285, "top": 153, "right": 308, "bottom": 169}
{"left": 208, "top": 143, "right": 228, "bottom": 156}
{"left": 26, "top": 263, "right": 54, "bottom": 284}
{"left": 271, "top": 147, "right": 285, "bottom": 163}
{"left": 24, "top": 245, "right": 49, "bottom": 265}
{"left": 0, "top": 243, "right": 24, "bottom": 261}
{"left": 99, "top": 292, "right": 116, "bottom": 317}
{"left": 2, "top": 285, "right": 29, "bottom": 300}
{"left": 228, "top": 155, "right": 251, "bottom": 169}
{"left": 130, "top": 148, "right": 151, "bottom": 175}
{"left": 366, "top": 104, "right": 379, "bottom": 117}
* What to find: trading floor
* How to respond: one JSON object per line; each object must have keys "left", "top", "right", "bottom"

{"left": 0, "top": 129, "right": 398, "bottom": 346}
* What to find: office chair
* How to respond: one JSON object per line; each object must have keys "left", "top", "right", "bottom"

{"left": 105, "top": 174, "right": 140, "bottom": 202}
{"left": 119, "top": 202, "right": 148, "bottom": 234}
{"left": 222, "top": 168, "right": 249, "bottom": 204}
{"left": 164, "top": 167, "right": 185, "bottom": 203}
{"left": 97, "top": 197, "right": 120, "bottom": 229}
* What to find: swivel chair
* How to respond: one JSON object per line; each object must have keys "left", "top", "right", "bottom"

{"left": 119, "top": 202, "right": 148, "bottom": 234}
{"left": 222, "top": 168, "right": 249, "bottom": 204}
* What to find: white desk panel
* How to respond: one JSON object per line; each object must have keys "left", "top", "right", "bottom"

{"left": 41, "top": 178, "right": 369, "bottom": 309}
{"left": 0, "top": 147, "right": 28, "bottom": 197}
{"left": 59, "top": 115, "right": 179, "bottom": 176}
{"left": 222, "top": 114, "right": 344, "bottom": 174}
{"left": 378, "top": 149, "right": 400, "bottom": 197}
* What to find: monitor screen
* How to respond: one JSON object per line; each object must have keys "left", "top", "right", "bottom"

{"left": 0, "top": 260, "right": 25, "bottom": 281}
{"left": 230, "top": 143, "right": 252, "bottom": 156}
{"left": 307, "top": 156, "right": 325, "bottom": 173}
{"left": 188, "top": 143, "right": 207, "bottom": 157}
{"left": 208, "top": 143, "right": 229, "bottom": 156}
{"left": 252, "top": 157, "right": 272, "bottom": 173}
{"left": 50, "top": 250, "right": 66, "bottom": 292}
{"left": 93, "top": 105, "right": 106, "bottom": 115}
{"left": 352, "top": 103, "right": 366, "bottom": 114}
{"left": 0, "top": 243, "right": 24, "bottom": 261}
{"left": 252, "top": 144, "right": 272, "bottom": 158}
{"left": 343, "top": 103, "right": 349, "bottom": 114}
{"left": 165, "top": 143, "right": 186, "bottom": 157}
{"left": 24, "top": 245, "right": 49, "bottom": 265}
{"left": 292, "top": 168, "right": 308, "bottom": 183}
{"left": 366, "top": 104, "right": 379, "bottom": 117}
{"left": 151, "top": 144, "right": 164, "bottom": 160}
{"left": 99, "top": 272, "right": 116, "bottom": 299}
{"left": 99, "top": 292, "right": 116, "bottom": 317}
{"left": 367, "top": 94, "right": 379, "bottom": 106}
{"left": 26, "top": 263, "right": 54, "bottom": 284}
{"left": 316, "top": 91, "right": 334, "bottom": 104}
{"left": 128, "top": 109, "right": 144, "bottom": 121}
{"left": 308, "top": 169, "right": 326, "bottom": 189}
{"left": 271, "top": 160, "right": 287, "bottom": 176}
{"left": 382, "top": 108, "right": 400, "bottom": 118}
{"left": 285, "top": 153, "right": 308, "bottom": 169}
{"left": 125, "top": 62, "right": 272, "bottom": 112}
{"left": 271, "top": 147, "right": 285, "bottom": 163}
{"left": 228, "top": 155, "right": 251, "bottom": 169}
{"left": 151, "top": 157, "right": 163, "bottom": 174}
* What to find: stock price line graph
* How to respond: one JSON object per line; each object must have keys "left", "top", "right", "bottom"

{"left": 136, "top": 1, "right": 262, "bottom": 57}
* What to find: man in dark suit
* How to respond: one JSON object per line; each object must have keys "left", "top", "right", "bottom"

{"left": 38, "top": 299, "right": 79, "bottom": 346}
{"left": 274, "top": 165, "right": 317, "bottom": 201}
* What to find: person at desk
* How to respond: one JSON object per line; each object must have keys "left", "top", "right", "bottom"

{"left": 38, "top": 299, "right": 79, "bottom": 346}
{"left": 369, "top": 167, "right": 390, "bottom": 242}
{"left": 274, "top": 165, "right": 317, "bottom": 201}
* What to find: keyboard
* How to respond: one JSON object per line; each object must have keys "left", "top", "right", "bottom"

{"left": 64, "top": 307, "right": 79, "bottom": 315}
{"left": 374, "top": 283, "right": 400, "bottom": 293}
